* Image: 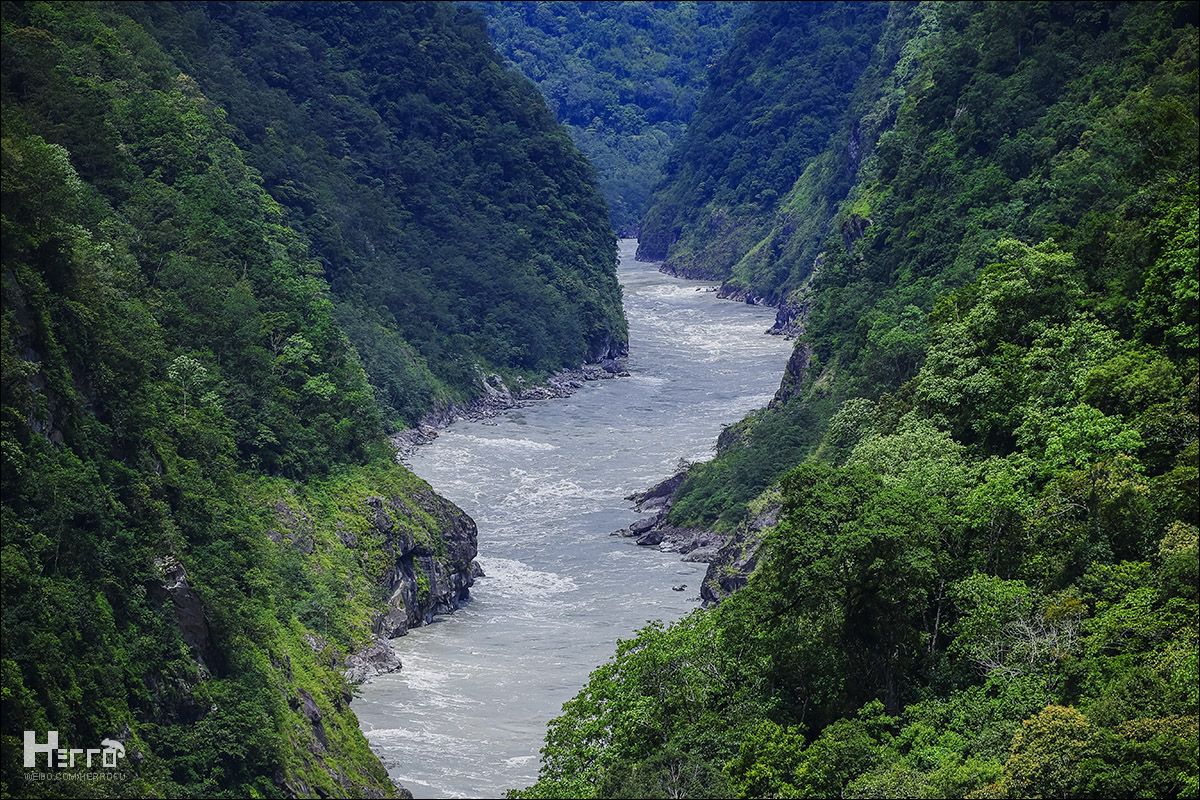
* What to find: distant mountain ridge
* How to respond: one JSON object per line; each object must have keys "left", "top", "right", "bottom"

{"left": 471, "top": 0, "right": 747, "bottom": 234}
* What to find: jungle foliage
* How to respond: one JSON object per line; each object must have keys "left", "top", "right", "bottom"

{"left": 132, "top": 0, "right": 627, "bottom": 430}
{"left": 517, "top": 2, "right": 1199, "bottom": 798}
{"left": 664, "top": 0, "right": 1199, "bottom": 531}
{"left": 636, "top": 0, "right": 891, "bottom": 280}
{"left": 1, "top": 1, "right": 619, "bottom": 796}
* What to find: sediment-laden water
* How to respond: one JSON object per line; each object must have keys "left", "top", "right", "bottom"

{"left": 354, "top": 240, "right": 792, "bottom": 798}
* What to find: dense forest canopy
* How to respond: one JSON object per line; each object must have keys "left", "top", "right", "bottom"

{"left": 471, "top": 0, "right": 745, "bottom": 234}
{"left": 518, "top": 1, "right": 1199, "bottom": 798}
{"left": 130, "top": 1, "right": 627, "bottom": 431}
{"left": 636, "top": 0, "right": 890, "bottom": 283}
{"left": 2, "top": 0, "right": 1197, "bottom": 797}
{"left": 1, "top": 1, "right": 621, "bottom": 796}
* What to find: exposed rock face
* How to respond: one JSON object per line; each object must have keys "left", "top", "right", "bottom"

{"left": 841, "top": 212, "right": 872, "bottom": 253}
{"left": 587, "top": 331, "right": 630, "bottom": 363}
{"left": 771, "top": 341, "right": 814, "bottom": 408}
{"left": 267, "top": 479, "right": 482, "bottom": 678}
{"left": 267, "top": 499, "right": 316, "bottom": 553}
{"left": 766, "top": 288, "right": 812, "bottom": 338}
{"left": 616, "top": 472, "right": 731, "bottom": 563}
{"left": 294, "top": 688, "right": 327, "bottom": 750}
{"left": 620, "top": 471, "right": 782, "bottom": 605}
{"left": 699, "top": 504, "right": 779, "bottom": 605}
{"left": 151, "top": 555, "right": 217, "bottom": 675}
{"left": 343, "top": 635, "right": 403, "bottom": 683}
{"left": 366, "top": 488, "right": 481, "bottom": 639}
{"left": 634, "top": 219, "right": 675, "bottom": 262}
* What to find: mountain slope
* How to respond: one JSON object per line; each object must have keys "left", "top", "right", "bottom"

{"left": 516, "top": 2, "right": 1199, "bottom": 797}
{"left": 1, "top": 1, "right": 618, "bottom": 796}
{"left": 132, "top": 0, "right": 627, "bottom": 430}
{"left": 662, "top": 0, "right": 1199, "bottom": 533}
{"left": 636, "top": 1, "right": 890, "bottom": 289}
{"left": 472, "top": 0, "right": 746, "bottom": 234}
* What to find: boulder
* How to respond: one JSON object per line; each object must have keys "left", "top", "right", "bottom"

{"left": 627, "top": 471, "right": 686, "bottom": 511}
{"left": 375, "top": 600, "right": 409, "bottom": 639}
{"left": 682, "top": 545, "right": 723, "bottom": 563}
{"left": 636, "top": 528, "right": 664, "bottom": 547}
{"left": 629, "top": 516, "right": 658, "bottom": 535}
{"left": 343, "top": 635, "right": 402, "bottom": 683}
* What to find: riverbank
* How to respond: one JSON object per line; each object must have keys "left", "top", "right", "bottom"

{"left": 389, "top": 360, "right": 630, "bottom": 458}
{"left": 650, "top": 254, "right": 814, "bottom": 338}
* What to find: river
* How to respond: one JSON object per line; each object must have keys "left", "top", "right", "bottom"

{"left": 353, "top": 240, "right": 793, "bottom": 798}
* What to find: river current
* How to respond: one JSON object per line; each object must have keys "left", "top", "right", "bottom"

{"left": 354, "top": 240, "right": 793, "bottom": 798}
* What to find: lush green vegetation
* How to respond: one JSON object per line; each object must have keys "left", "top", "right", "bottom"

{"left": 472, "top": 0, "right": 745, "bottom": 234}
{"left": 132, "top": 0, "right": 626, "bottom": 430}
{"left": 1, "top": 1, "right": 618, "bottom": 796}
{"left": 666, "top": 0, "right": 1199, "bottom": 531}
{"left": 517, "top": 2, "right": 1199, "bottom": 797}
{"left": 637, "top": 0, "right": 891, "bottom": 281}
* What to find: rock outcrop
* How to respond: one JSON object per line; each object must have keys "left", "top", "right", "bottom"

{"left": 151, "top": 555, "right": 217, "bottom": 675}
{"left": 369, "top": 487, "right": 480, "bottom": 639}
{"left": 267, "top": 479, "right": 483, "bottom": 684}
{"left": 698, "top": 503, "right": 779, "bottom": 605}
{"left": 619, "top": 471, "right": 782, "bottom": 606}
{"left": 615, "top": 472, "right": 731, "bottom": 563}
{"left": 343, "top": 635, "right": 403, "bottom": 683}
{"left": 770, "top": 341, "right": 814, "bottom": 409}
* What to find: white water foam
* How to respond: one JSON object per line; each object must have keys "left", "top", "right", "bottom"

{"left": 476, "top": 557, "right": 578, "bottom": 598}
{"left": 454, "top": 433, "right": 558, "bottom": 452}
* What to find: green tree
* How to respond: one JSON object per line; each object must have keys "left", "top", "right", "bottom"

{"left": 1000, "top": 705, "right": 1095, "bottom": 799}
{"left": 166, "top": 354, "right": 207, "bottom": 419}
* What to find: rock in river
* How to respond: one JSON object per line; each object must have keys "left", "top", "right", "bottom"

{"left": 629, "top": 516, "right": 658, "bottom": 535}
{"left": 344, "top": 635, "right": 402, "bottom": 683}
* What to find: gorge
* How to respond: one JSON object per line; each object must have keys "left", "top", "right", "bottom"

{"left": 355, "top": 240, "right": 792, "bottom": 798}
{"left": 2, "top": 1, "right": 1196, "bottom": 798}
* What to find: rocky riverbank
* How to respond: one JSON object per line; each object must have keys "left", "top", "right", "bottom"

{"left": 608, "top": 263, "right": 811, "bottom": 599}
{"left": 390, "top": 360, "right": 630, "bottom": 458}
{"left": 266, "top": 472, "right": 484, "bottom": 685}
{"left": 652, "top": 258, "right": 813, "bottom": 339}
{"left": 616, "top": 469, "right": 785, "bottom": 606}
{"left": 612, "top": 472, "right": 728, "bottom": 563}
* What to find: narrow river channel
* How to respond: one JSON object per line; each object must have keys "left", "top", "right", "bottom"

{"left": 354, "top": 240, "right": 793, "bottom": 798}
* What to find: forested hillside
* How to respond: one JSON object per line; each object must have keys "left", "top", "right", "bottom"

{"left": 636, "top": 0, "right": 890, "bottom": 292}
{"left": 517, "top": 1, "right": 1199, "bottom": 797}
{"left": 472, "top": 0, "right": 745, "bottom": 234}
{"left": 1, "top": 1, "right": 620, "bottom": 796}
{"left": 133, "top": 0, "right": 627, "bottom": 431}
